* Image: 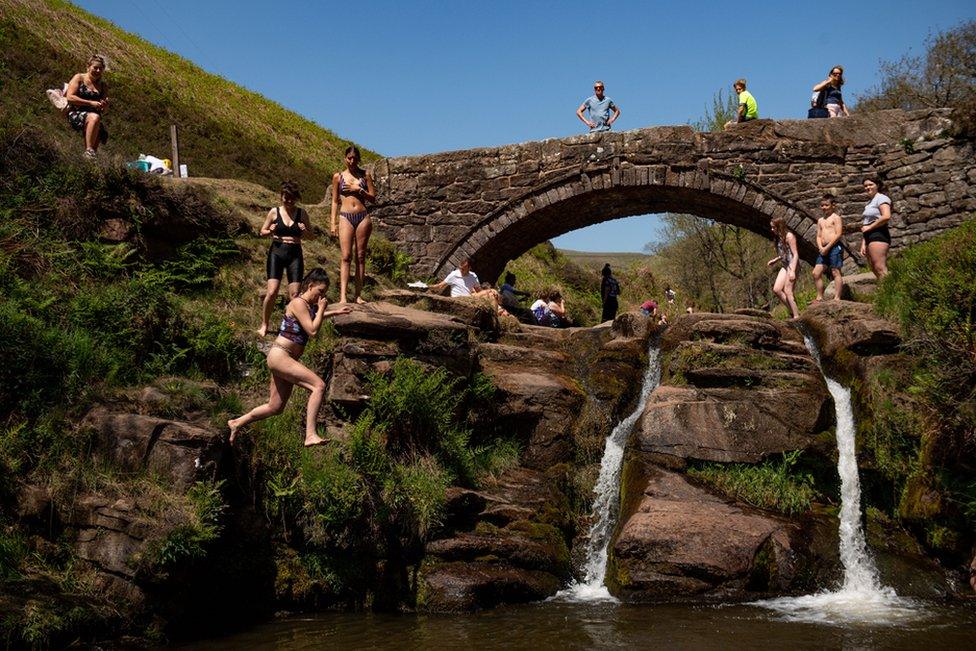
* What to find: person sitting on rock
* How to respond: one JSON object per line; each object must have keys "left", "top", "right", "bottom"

{"left": 427, "top": 258, "right": 503, "bottom": 314}
{"left": 547, "top": 290, "right": 568, "bottom": 328}
{"left": 530, "top": 289, "right": 553, "bottom": 325}
{"left": 229, "top": 269, "right": 352, "bottom": 447}
{"left": 65, "top": 54, "right": 110, "bottom": 159}
{"left": 812, "top": 194, "right": 844, "bottom": 302}
{"left": 726, "top": 78, "right": 758, "bottom": 128}
{"left": 640, "top": 299, "right": 658, "bottom": 317}
{"left": 500, "top": 272, "right": 531, "bottom": 311}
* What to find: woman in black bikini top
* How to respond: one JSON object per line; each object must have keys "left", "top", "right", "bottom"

{"left": 257, "top": 180, "right": 310, "bottom": 337}
{"left": 330, "top": 145, "right": 376, "bottom": 304}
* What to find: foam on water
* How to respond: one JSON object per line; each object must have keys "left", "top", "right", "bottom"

{"left": 555, "top": 344, "right": 662, "bottom": 603}
{"left": 753, "top": 334, "right": 921, "bottom": 625}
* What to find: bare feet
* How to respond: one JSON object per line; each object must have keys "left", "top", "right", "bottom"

{"left": 812, "top": 297, "right": 823, "bottom": 303}
{"left": 355, "top": 296, "right": 367, "bottom": 305}
{"left": 256, "top": 324, "right": 267, "bottom": 337}
{"left": 228, "top": 418, "right": 241, "bottom": 444}
{"left": 304, "top": 432, "right": 327, "bottom": 447}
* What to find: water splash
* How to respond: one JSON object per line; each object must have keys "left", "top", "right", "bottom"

{"left": 755, "top": 334, "right": 920, "bottom": 625}
{"left": 556, "top": 343, "right": 662, "bottom": 602}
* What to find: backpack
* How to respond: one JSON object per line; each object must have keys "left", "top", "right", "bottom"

{"left": 808, "top": 89, "right": 829, "bottom": 119}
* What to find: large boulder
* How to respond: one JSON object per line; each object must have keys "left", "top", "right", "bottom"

{"left": 608, "top": 466, "right": 822, "bottom": 599}
{"left": 81, "top": 408, "right": 224, "bottom": 490}
{"left": 800, "top": 300, "right": 901, "bottom": 359}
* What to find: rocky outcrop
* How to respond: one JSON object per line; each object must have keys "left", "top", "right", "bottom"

{"left": 800, "top": 300, "right": 901, "bottom": 360}
{"left": 608, "top": 466, "right": 828, "bottom": 598}
{"left": 636, "top": 313, "right": 831, "bottom": 464}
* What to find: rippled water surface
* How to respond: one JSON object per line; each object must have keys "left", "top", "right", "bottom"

{"left": 181, "top": 600, "right": 976, "bottom": 650}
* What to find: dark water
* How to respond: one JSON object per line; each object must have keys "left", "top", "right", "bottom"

{"left": 180, "top": 600, "right": 976, "bottom": 650}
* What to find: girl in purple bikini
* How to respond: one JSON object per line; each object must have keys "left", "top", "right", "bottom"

{"left": 330, "top": 145, "right": 376, "bottom": 304}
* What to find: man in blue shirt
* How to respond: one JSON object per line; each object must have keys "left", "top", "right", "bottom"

{"left": 576, "top": 80, "right": 620, "bottom": 132}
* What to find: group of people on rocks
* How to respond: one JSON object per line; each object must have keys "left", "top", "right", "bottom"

{"left": 56, "top": 54, "right": 885, "bottom": 446}
{"left": 768, "top": 176, "right": 891, "bottom": 318}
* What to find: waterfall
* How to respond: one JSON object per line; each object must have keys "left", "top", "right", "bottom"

{"left": 557, "top": 342, "right": 662, "bottom": 602}
{"left": 754, "top": 333, "right": 918, "bottom": 624}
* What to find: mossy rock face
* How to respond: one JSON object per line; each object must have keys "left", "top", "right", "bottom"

{"left": 899, "top": 471, "right": 944, "bottom": 521}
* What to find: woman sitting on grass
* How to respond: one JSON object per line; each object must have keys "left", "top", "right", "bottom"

{"left": 229, "top": 268, "right": 351, "bottom": 447}
{"left": 65, "top": 54, "right": 110, "bottom": 159}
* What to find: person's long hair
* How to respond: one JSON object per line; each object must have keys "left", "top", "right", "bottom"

{"left": 770, "top": 217, "right": 789, "bottom": 245}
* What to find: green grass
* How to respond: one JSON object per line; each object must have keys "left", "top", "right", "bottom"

{"left": 1, "top": 0, "right": 378, "bottom": 200}
{"left": 688, "top": 451, "right": 819, "bottom": 516}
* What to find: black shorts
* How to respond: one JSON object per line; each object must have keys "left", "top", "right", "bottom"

{"left": 864, "top": 226, "right": 891, "bottom": 245}
{"left": 266, "top": 241, "right": 303, "bottom": 283}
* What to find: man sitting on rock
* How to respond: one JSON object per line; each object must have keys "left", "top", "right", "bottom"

{"left": 427, "top": 257, "right": 503, "bottom": 312}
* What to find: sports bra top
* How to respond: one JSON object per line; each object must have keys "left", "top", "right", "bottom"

{"left": 274, "top": 207, "right": 304, "bottom": 239}
{"left": 278, "top": 299, "right": 317, "bottom": 345}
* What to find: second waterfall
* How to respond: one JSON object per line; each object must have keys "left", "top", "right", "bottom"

{"left": 559, "top": 341, "right": 662, "bottom": 601}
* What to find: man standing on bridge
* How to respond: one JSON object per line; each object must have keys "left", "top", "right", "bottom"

{"left": 576, "top": 81, "right": 620, "bottom": 132}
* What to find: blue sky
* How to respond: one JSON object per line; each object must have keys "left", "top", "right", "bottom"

{"left": 77, "top": 0, "right": 973, "bottom": 252}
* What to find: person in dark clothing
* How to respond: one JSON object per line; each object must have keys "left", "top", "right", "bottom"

{"left": 600, "top": 264, "right": 621, "bottom": 322}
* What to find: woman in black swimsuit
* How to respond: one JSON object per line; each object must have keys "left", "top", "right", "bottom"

{"left": 330, "top": 146, "right": 376, "bottom": 304}
{"left": 258, "top": 181, "right": 311, "bottom": 337}
{"left": 230, "top": 269, "right": 352, "bottom": 447}
{"left": 65, "top": 54, "right": 110, "bottom": 159}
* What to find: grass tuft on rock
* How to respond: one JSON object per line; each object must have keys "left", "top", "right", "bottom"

{"left": 688, "top": 451, "right": 818, "bottom": 516}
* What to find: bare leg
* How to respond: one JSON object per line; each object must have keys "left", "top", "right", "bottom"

{"left": 831, "top": 268, "right": 844, "bottom": 301}
{"left": 354, "top": 216, "right": 373, "bottom": 304}
{"left": 812, "top": 264, "right": 825, "bottom": 301}
{"left": 868, "top": 242, "right": 889, "bottom": 279}
{"left": 258, "top": 278, "right": 282, "bottom": 336}
{"left": 772, "top": 268, "right": 799, "bottom": 317}
{"left": 287, "top": 281, "right": 301, "bottom": 299}
{"left": 264, "top": 350, "right": 329, "bottom": 445}
{"left": 84, "top": 113, "right": 102, "bottom": 152}
{"left": 338, "top": 217, "right": 354, "bottom": 303}
{"left": 783, "top": 276, "right": 800, "bottom": 319}
{"left": 228, "top": 371, "right": 294, "bottom": 443}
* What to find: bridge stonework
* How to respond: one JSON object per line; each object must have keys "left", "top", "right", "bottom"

{"left": 361, "top": 109, "right": 976, "bottom": 281}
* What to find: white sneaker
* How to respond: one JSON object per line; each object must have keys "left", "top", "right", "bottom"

{"left": 46, "top": 88, "right": 68, "bottom": 111}
{"left": 84, "top": 148, "right": 97, "bottom": 159}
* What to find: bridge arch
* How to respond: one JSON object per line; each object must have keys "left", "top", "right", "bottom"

{"left": 438, "top": 164, "right": 827, "bottom": 282}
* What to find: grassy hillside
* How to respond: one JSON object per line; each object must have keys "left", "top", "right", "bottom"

{"left": 1, "top": 0, "right": 378, "bottom": 201}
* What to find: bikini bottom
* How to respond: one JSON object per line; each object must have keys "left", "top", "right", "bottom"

{"left": 341, "top": 210, "right": 369, "bottom": 229}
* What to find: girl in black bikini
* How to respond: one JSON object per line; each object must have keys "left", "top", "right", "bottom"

{"left": 258, "top": 181, "right": 310, "bottom": 337}
{"left": 65, "top": 54, "right": 109, "bottom": 159}
{"left": 230, "top": 268, "right": 352, "bottom": 447}
{"left": 330, "top": 146, "right": 376, "bottom": 304}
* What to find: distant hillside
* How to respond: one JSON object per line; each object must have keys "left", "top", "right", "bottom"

{"left": 558, "top": 249, "right": 651, "bottom": 272}
{"left": 1, "top": 0, "right": 378, "bottom": 201}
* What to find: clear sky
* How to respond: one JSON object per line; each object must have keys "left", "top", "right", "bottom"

{"left": 76, "top": 0, "right": 974, "bottom": 252}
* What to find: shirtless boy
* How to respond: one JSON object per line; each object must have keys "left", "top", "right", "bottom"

{"left": 813, "top": 194, "right": 844, "bottom": 301}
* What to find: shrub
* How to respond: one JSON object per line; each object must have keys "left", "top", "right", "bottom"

{"left": 688, "top": 451, "right": 819, "bottom": 515}
{"left": 367, "top": 237, "right": 412, "bottom": 283}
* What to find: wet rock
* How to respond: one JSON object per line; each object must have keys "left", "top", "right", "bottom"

{"left": 608, "top": 466, "right": 806, "bottom": 599}
{"left": 800, "top": 301, "right": 901, "bottom": 358}
{"left": 417, "top": 561, "right": 561, "bottom": 612}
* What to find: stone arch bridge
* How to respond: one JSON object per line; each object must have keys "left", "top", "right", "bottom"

{"left": 360, "top": 109, "right": 975, "bottom": 281}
